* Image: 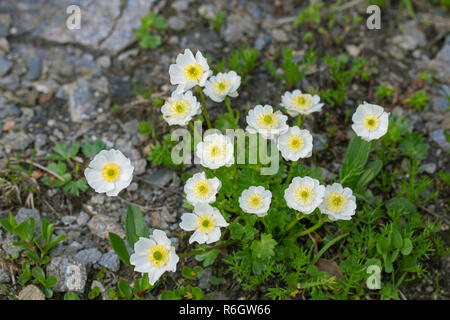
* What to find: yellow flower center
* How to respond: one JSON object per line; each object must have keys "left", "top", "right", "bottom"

{"left": 325, "top": 192, "right": 348, "bottom": 213}
{"left": 292, "top": 94, "right": 312, "bottom": 112}
{"left": 205, "top": 141, "right": 227, "bottom": 162}
{"left": 101, "top": 163, "right": 121, "bottom": 182}
{"left": 287, "top": 134, "right": 305, "bottom": 152}
{"left": 246, "top": 193, "right": 263, "bottom": 209}
{"left": 214, "top": 79, "right": 231, "bottom": 93}
{"left": 293, "top": 185, "right": 315, "bottom": 206}
{"left": 184, "top": 63, "right": 203, "bottom": 81}
{"left": 363, "top": 114, "right": 380, "bottom": 131}
{"left": 256, "top": 110, "right": 279, "bottom": 129}
{"left": 196, "top": 214, "right": 215, "bottom": 233}
{"left": 193, "top": 179, "right": 213, "bottom": 200}
{"left": 169, "top": 99, "right": 191, "bottom": 118}
{"left": 147, "top": 244, "right": 169, "bottom": 267}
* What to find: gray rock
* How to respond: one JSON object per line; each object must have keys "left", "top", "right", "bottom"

{"left": 198, "top": 268, "right": 212, "bottom": 290}
{"left": 1, "top": 131, "right": 33, "bottom": 151}
{"left": 167, "top": 16, "right": 187, "bottom": 31}
{"left": 254, "top": 34, "right": 271, "bottom": 50}
{"left": 61, "top": 215, "right": 77, "bottom": 225}
{"left": 419, "top": 163, "right": 437, "bottom": 174}
{"left": 99, "top": 250, "right": 120, "bottom": 272}
{"left": 0, "top": 57, "right": 12, "bottom": 76}
{"left": 87, "top": 214, "right": 125, "bottom": 240}
{"left": 91, "top": 280, "right": 110, "bottom": 300}
{"left": 2, "top": 233, "right": 22, "bottom": 256}
{"left": 272, "top": 29, "right": 289, "bottom": 43}
{"left": 391, "top": 20, "right": 426, "bottom": 51}
{"left": 432, "top": 96, "right": 449, "bottom": 112}
{"left": 18, "top": 285, "right": 45, "bottom": 300}
{"left": 430, "top": 130, "right": 450, "bottom": 151}
{"left": 172, "top": 0, "right": 190, "bottom": 11}
{"left": 222, "top": 14, "right": 257, "bottom": 43}
{"left": 74, "top": 248, "right": 102, "bottom": 266}
{"left": 148, "top": 168, "right": 175, "bottom": 187}
{"left": 198, "top": 4, "right": 217, "bottom": 20}
{"left": 46, "top": 256, "right": 87, "bottom": 293}
{"left": 100, "top": 0, "right": 155, "bottom": 53}
{"left": 0, "top": 268, "right": 10, "bottom": 283}
{"left": 313, "top": 134, "right": 328, "bottom": 152}
{"left": 34, "top": 133, "right": 47, "bottom": 148}
{"left": 26, "top": 56, "right": 42, "bottom": 81}
{"left": 76, "top": 211, "right": 90, "bottom": 226}
{"left": 15, "top": 208, "right": 41, "bottom": 233}
{"left": 427, "top": 36, "right": 450, "bottom": 84}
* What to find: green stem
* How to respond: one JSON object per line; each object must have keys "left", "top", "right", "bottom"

{"left": 224, "top": 96, "right": 238, "bottom": 128}
{"left": 284, "top": 212, "right": 306, "bottom": 234}
{"left": 295, "top": 218, "right": 330, "bottom": 238}
{"left": 285, "top": 161, "right": 298, "bottom": 186}
{"left": 178, "top": 239, "right": 238, "bottom": 257}
{"left": 196, "top": 86, "right": 212, "bottom": 129}
{"left": 297, "top": 114, "right": 303, "bottom": 127}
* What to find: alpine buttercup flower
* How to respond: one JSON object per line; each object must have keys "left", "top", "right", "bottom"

{"left": 180, "top": 203, "right": 229, "bottom": 244}
{"left": 319, "top": 183, "right": 356, "bottom": 221}
{"left": 204, "top": 71, "right": 241, "bottom": 102}
{"left": 281, "top": 90, "right": 324, "bottom": 117}
{"left": 129, "top": 230, "right": 179, "bottom": 285}
{"left": 284, "top": 176, "right": 325, "bottom": 214}
{"left": 161, "top": 90, "right": 201, "bottom": 126}
{"left": 169, "top": 49, "right": 212, "bottom": 93}
{"left": 195, "top": 133, "right": 234, "bottom": 169}
{"left": 277, "top": 126, "right": 313, "bottom": 161}
{"left": 238, "top": 186, "right": 272, "bottom": 217}
{"left": 184, "top": 172, "right": 221, "bottom": 205}
{"left": 351, "top": 102, "right": 389, "bottom": 141}
{"left": 246, "top": 104, "right": 288, "bottom": 139}
{"left": 84, "top": 149, "right": 134, "bottom": 197}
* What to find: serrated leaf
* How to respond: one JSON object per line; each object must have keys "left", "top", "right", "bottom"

{"left": 251, "top": 233, "right": 277, "bottom": 260}
{"left": 195, "top": 249, "right": 220, "bottom": 267}
{"left": 81, "top": 140, "right": 106, "bottom": 158}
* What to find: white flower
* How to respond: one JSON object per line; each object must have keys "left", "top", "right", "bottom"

{"left": 277, "top": 126, "right": 313, "bottom": 161}
{"left": 319, "top": 183, "right": 356, "bottom": 221}
{"left": 184, "top": 172, "right": 221, "bottom": 205}
{"left": 284, "top": 176, "right": 325, "bottom": 214}
{"left": 180, "top": 203, "right": 229, "bottom": 244}
{"left": 161, "top": 90, "right": 201, "bottom": 126}
{"left": 204, "top": 71, "right": 241, "bottom": 102}
{"left": 195, "top": 133, "right": 234, "bottom": 169}
{"left": 169, "top": 49, "right": 212, "bottom": 93}
{"left": 238, "top": 186, "right": 272, "bottom": 217}
{"left": 129, "top": 230, "right": 179, "bottom": 286}
{"left": 246, "top": 104, "right": 288, "bottom": 139}
{"left": 351, "top": 102, "right": 389, "bottom": 141}
{"left": 280, "top": 90, "right": 324, "bottom": 117}
{"left": 84, "top": 149, "right": 134, "bottom": 197}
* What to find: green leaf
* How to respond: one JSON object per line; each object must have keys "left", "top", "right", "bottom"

{"left": 18, "top": 261, "right": 32, "bottom": 286}
{"left": 251, "top": 233, "right": 277, "bottom": 260}
{"left": 385, "top": 197, "right": 417, "bottom": 214}
{"left": 42, "top": 287, "right": 53, "bottom": 299}
{"left": 47, "top": 234, "right": 66, "bottom": 251}
{"left": 109, "top": 232, "right": 132, "bottom": 267}
{"left": 391, "top": 230, "right": 403, "bottom": 249}
{"left": 400, "top": 132, "right": 429, "bottom": 160}
{"left": 63, "top": 178, "right": 89, "bottom": 196}
{"left": 376, "top": 236, "right": 390, "bottom": 256}
{"left": 13, "top": 217, "right": 35, "bottom": 241}
{"left": 118, "top": 279, "right": 133, "bottom": 300}
{"left": 153, "top": 14, "right": 167, "bottom": 30}
{"left": 340, "top": 136, "right": 371, "bottom": 188}
{"left": 182, "top": 266, "right": 202, "bottom": 280}
{"left": 356, "top": 158, "right": 382, "bottom": 191}
{"left": 45, "top": 276, "right": 58, "bottom": 288}
{"left": 195, "top": 249, "right": 220, "bottom": 267}
{"left": 125, "top": 206, "right": 150, "bottom": 248}
{"left": 161, "top": 290, "right": 181, "bottom": 300}
{"left": 229, "top": 220, "right": 245, "bottom": 240}
{"left": 140, "top": 34, "right": 162, "bottom": 49}
{"left": 68, "top": 142, "right": 81, "bottom": 158}
{"left": 191, "top": 287, "right": 204, "bottom": 300}
{"left": 401, "top": 239, "right": 413, "bottom": 255}
{"left": 64, "top": 292, "right": 80, "bottom": 300}
{"left": 81, "top": 140, "right": 106, "bottom": 158}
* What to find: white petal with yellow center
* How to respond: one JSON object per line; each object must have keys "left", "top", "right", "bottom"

{"left": 319, "top": 183, "right": 356, "bottom": 221}
{"left": 281, "top": 90, "right": 324, "bottom": 117}
{"left": 184, "top": 172, "right": 222, "bottom": 205}
{"left": 238, "top": 186, "right": 272, "bottom": 216}
{"left": 284, "top": 176, "right": 325, "bottom": 214}
{"left": 161, "top": 90, "right": 201, "bottom": 126}
{"left": 246, "top": 105, "right": 288, "bottom": 139}
{"left": 351, "top": 102, "right": 389, "bottom": 141}
{"left": 277, "top": 126, "right": 313, "bottom": 161}
{"left": 195, "top": 134, "right": 234, "bottom": 170}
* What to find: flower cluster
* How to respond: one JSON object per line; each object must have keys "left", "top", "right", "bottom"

{"left": 83, "top": 48, "right": 390, "bottom": 287}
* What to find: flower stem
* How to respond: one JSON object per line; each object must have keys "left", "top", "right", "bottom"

{"left": 224, "top": 96, "right": 238, "bottom": 128}
{"left": 295, "top": 218, "right": 330, "bottom": 238}
{"left": 283, "top": 212, "right": 306, "bottom": 235}
{"left": 178, "top": 239, "right": 238, "bottom": 257}
{"left": 196, "top": 85, "right": 212, "bottom": 129}
{"left": 297, "top": 114, "right": 303, "bottom": 128}
{"left": 284, "top": 161, "right": 298, "bottom": 186}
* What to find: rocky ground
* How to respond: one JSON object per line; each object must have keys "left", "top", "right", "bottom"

{"left": 0, "top": 0, "right": 449, "bottom": 300}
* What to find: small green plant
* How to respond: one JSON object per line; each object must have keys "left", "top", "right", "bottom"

{"left": 0, "top": 214, "right": 66, "bottom": 265}
{"left": 18, "top": 261, "right": 58, "bottom": 298}
{"left": 135, "top": 13, "right": 167, "bottom": 50}
{"left": 216, "top": 46, "right": 259, "bottom": 85}
{"left": 294, "top": 2, "right": 324, "bottom": 27}
{"left": 375, "top": 84, "right": 394, "bottom": 102}
{"left": 209, "top": 10, "right": 227, "bottom": 34}
{"left": 321, "top": 54, "right": 367, "bottom": 107}
{"left": 264, "top": 48, "right": 316, "bottom": 89}
{"left": 404, "top": 91, "right": 429, "bottom": 110}
{"left": 147, "top": 133, "right": 184, "bottom": 170}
